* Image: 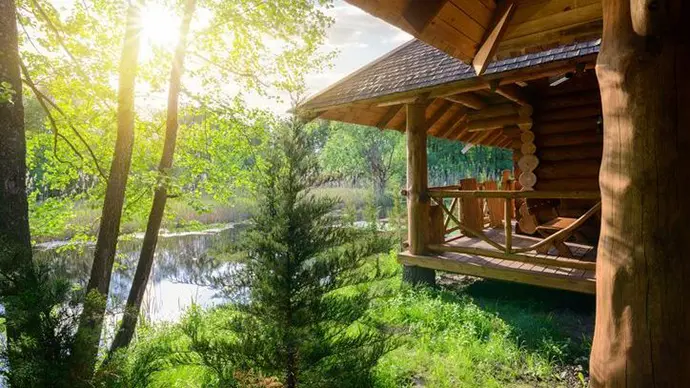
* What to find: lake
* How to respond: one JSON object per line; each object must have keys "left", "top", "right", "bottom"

{"left": 33, "top": 224, "right": 243, "bottom": 327}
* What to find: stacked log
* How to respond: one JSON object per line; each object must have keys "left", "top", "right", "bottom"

{"left": 531, "top": 70, "right": 603, "bottom": 193}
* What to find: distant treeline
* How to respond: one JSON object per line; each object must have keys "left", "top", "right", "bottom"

{"left": 314, "top": 120, "right": 514, "bottom": 195}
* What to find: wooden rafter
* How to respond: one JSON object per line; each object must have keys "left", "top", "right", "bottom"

{"left": 483, "top": 129, "right": 503, "bottom": 145}
{"left": 448, "top": 119, "right": 471, "bottom": 140}
{"left": 495, "top": 84, "right": 530, "bottom": 106}
{"left": 444, "top": 92, "right": 487, "bottom": 110}
{"left": 472, "top": 2, "right": 516, "bottom": 75}
{"left": 375, "top": 105, "right": 403, "bottom": 129}
{"left": 425, "top": 100, "right": 454, "bottom": 132}
{"left": 402, "top": 0, "right": 448, "bottom": 33}
{"left": 453, "top": 123, "right": 473, "bottom": 141}
{"left": 435, "top": 109, "right": 467, "bottom": 138}
{"left": 467, "top": 103, "right": 531, "bottom": 120}
{"left": 467, "top": 115, "right": 532, "bottom": 132}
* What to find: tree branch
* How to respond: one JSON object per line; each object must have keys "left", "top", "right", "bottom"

{"left": 190, "top": 51, "right": 269, "bottom": 89}
{"left": 20, "top": 59, "right": 108, "bottom": 179}
{"left": 26, "top": 0, "right": 112, "bottom": 110}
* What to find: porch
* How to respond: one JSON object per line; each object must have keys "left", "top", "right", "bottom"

{"left": 400, "top": 222, "right": 596, "bottom": 294}
{"left": 400, "top": 186, "right": 600, "bottom": 294}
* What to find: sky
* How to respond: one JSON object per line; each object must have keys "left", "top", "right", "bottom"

{"left": 43, "top": 0, "right": 411, "bottom": 115}
{"left": 137, "top": 0, "right": 412, "bottom": 114}
{"left": 300, "top": 1, "right": 411, "bottom": 104}
{"left": 144, "top": 0, "right": 413, "bottom": 114}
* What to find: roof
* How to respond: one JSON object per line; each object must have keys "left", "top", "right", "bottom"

{"left": 344, "top": 0, "right": 602, "bottom": 65}
{"left": 301, "top": 38, "right": 600, "bottom": 111}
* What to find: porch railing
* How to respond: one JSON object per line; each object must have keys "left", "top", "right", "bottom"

{"left": 422, "top": 186, "right": 601, "bottom": 272}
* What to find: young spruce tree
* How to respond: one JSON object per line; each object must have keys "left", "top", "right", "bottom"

{"left": 227, "top": 118, "right": 394, "bottom": 387}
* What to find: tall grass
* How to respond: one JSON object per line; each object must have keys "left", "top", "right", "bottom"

{"left": 32, "top": 187, "right": 377, "bottom": 241}
{"left": 106, "top": 251, "right": 592, "bottom": 387}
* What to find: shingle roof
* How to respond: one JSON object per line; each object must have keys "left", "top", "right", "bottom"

{"left": 302, "top": 38, "right": 601, "bottom": 110}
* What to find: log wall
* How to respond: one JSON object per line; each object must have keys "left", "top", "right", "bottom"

{"left": 528, "top": 70, "right": 603, "bottom": 214}
{"left": 504, "top": 70, "right": 603, "bottom": 223}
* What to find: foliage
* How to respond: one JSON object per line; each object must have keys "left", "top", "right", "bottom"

{"left": 319, "top": 120, "right": 405, "bottom": 202}
{"left": 318, "top": 120, "right": 514, "bottom": 199}
{"left": 215, "top": 119, "right": 396, "bottom": 387}
{"left": 18, "top": 0, "right": 335, "bottom": 240}
{"left": 0, "top": 239, "right": 79, "bottom": 387}
{"left": 99, "top": 251, "right": 593, "bottom": 388}
{"left": 427, "top": 136, "right": 514, "bottom": 186}
{"left": 0, "top": 81, "right": 17, "bottom": 104}
{"left": 98, "top": 120, "right": 399, "bottom": 387}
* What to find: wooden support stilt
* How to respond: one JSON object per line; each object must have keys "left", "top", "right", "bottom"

{"left": 590, "top": 0, "right": 690, "bottom": 385}
{"left": 402, "top": 102, "right": 435, "bottom": 286}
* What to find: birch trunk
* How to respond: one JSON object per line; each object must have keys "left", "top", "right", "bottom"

{"left": 69, "top": 4, "right": 142, "bottom": 384}
{"left": 109, "top": 0, "right": 196, "bottom": 354}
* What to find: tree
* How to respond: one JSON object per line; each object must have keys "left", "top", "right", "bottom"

{"left": 320, "top": 121, "right": 404, "bottom": 203}
{"left": 0, "top": 0, "right": 31, "bottom": 291}
{"left": 427, "top": 137, "right": 513, "bottom": 186}
{"left": 224, "top": 118, "right": 394, "bottom": 387}
{"left": 109, "top": 0, "right": 196, "bottom": 354}
{"left": 0, "top": 0, "right": 33, "bottom": 373}
{"left": 68, "top": 2, "right": 143, "bottom": 383}
{"left": 590, "top": 0, "right": 690, "bottom": 386}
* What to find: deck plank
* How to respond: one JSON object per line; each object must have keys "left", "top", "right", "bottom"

{"left": 399, "top": 251, "right": 596, "bottom": 294}
{"left": 401, "top": 226, "right": 597, "bottom": 294}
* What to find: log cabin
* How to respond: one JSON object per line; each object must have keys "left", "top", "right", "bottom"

{"left": 298, "top": 1, "right": 690, "bottom": 385}
{"left": 300, "top": 37, "right": 603, "bottom": 294}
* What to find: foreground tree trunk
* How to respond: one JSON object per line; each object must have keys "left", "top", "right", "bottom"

{"left": 109, "top": 0, "right": 196, "bottom": 354}
{"left": 0, "top": 0, "right": 34, "bottom": 367}
{"left": 591, "top": 0, "right": 690, "bottom": 386}
{"left": 402, "top": 102, "right": 435, "bottom": 286}
{"left": 69, "top": 4, "right": 142, "bottom": 384}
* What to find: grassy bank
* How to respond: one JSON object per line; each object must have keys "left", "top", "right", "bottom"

{"left": 374, "top": 278, "right": 593, "bottom": 387}
{"left": 108, "top": 252, "right": 593, "bottom": 387}
{"left": 30, "top": 187, "right": 377, "bottom": 242}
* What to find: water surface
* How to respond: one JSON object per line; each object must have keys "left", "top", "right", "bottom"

{"left": 34, "top": 224, "right": 243, "bottom": 324}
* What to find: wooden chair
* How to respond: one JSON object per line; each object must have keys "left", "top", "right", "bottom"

{"left": 523, "top": 199, "right": 589, "bottom": 258}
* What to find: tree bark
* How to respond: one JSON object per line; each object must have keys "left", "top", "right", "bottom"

{"left": 0, "top": 0, "right": 31, "bottom": 270}
{"left": 0, "top": 0, "right": 34, "bottom": 368}
{"left": 109, "top": 0, "right": 196, "bottom": 354}
{"left": 403, "top": 102, "right": 435, "bottom": 286}
{"left": 69, "top": 4, "right": 142, "bottom": 384}
{"left": 590, "top": 0, "right": 690, "bottom": 386}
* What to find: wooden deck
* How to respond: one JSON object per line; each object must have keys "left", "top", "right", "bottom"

{"left": 399, "top": 228, "right": 597, "bottom": 294}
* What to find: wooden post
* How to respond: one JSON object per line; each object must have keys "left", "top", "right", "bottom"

{"left": 590, "top": 1, "right": 690, "bottom": 386}
{"left": 429, "top": 204, "right": 445, "bottom": 245}
{"left": 504, "top": 198, "right": 512, "bottom": 253}
{"left": 501, "top": 169, "right": 515, "bottom": 218}
{"left": 484, "top": 180, "right": 503, "bottom": 228}
{"left": 459, "top": 178, "right": 483, "bottom": 234}
{"left": 402, "top": 102, "right": 435, "bottom": 286}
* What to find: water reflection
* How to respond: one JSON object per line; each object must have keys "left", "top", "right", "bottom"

{"left": 33, "top": 224, "right": 244, "bottom": 323}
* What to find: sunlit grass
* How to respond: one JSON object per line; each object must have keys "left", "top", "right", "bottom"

{"left": 109, "top": 251, "right": 592, "bottom": 387}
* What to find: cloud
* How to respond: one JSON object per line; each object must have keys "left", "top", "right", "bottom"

{"left": 325, "top": 1, "right": 406, "bottom": 49}
{"left": 388, "top": 30, "right": 413, "bottom": 44}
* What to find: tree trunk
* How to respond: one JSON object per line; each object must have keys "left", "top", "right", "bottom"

{"left": 590, "top": 0, "right": 690, "bottom": 386}
{"left": 69, "top": 4, "right": 142, "bottom": 384}
{"left": 373, "top": 174, "right": 387, "bottom": 210}
{"left": 109, "top": 0, "right": 196, "bottom": 355}
{"left": 0, "top": 0, "right": 34, "bottom": 368}
{"left": 403, "top": 102, "right": 435, "bottom": 286}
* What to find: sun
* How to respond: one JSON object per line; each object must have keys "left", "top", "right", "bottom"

{"left": 139, "top": 4, "right": 180, "bottom": 57}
